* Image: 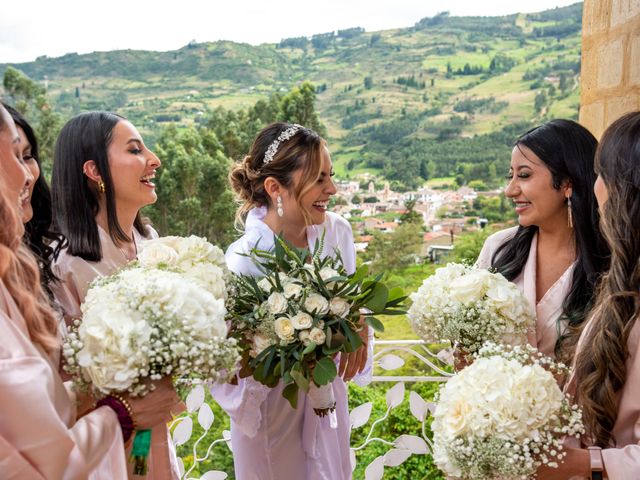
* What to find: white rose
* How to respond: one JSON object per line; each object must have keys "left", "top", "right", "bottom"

{"left": 187, "top": 263, "right": 226, "bottom": 300}
{"left": 274, "top": 317, "right": 295, "bottom": 342}
{"left": 251, "top": 333, "right": 275, "bottom": 358}
{"left": 257, "top": 278, "right": 272, "bottom": 292}
{"left": 319, "top": 267, "right": 339, "bottom": 281}
{"left": 441, "top": 398, "right": 472, "bottom": 438}
{"left": 176, "top": 235, "right": 222, "bottom": 267}
{"left": 304, "top": 293, "right": 329, "bottom": 315}
{"left": 137, "top": 243, "right": 179, "bottom": 268}
{"left": 449, "top": 270, "right": 491, "bottom": 304}
{"left": 267, "top": 292, "right": 288, "bottom": 314}
{"left": 308, "top": 327, "right": 326, "bottom": 345}
{"left": 283, "top": 282, "right": 303, "bottom": 299}
{"left": 298, "top": 329, "right": 312, "bottom": 346}
{"left": 329, "top": 297, "right": 351, "bottom": 318}
{"left": 291, "top": 312, "right": 313, "bottom": 330}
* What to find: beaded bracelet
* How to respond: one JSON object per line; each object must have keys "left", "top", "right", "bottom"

{"left": 96, "top": 395, "right": 136, "bottom": 443}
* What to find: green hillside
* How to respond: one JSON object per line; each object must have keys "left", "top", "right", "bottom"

{"left": 0, "top": 3, "right": 583, "bottom": 188}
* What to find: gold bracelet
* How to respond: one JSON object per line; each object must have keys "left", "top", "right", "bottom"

{"left": 112, "top": 393, "right": 137, "bottom": 430}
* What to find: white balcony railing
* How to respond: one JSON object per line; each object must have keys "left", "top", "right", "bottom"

{"left": 171, "top": 340, "right": 453, "bottom": 479}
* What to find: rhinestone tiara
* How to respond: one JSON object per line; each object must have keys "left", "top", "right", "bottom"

{"left": 263, "top": 124, "right": 302, "bottom": 166}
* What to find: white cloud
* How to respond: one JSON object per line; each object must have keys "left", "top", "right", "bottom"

{"left": 1, "top": 0, "right": 581, "bottom": 63}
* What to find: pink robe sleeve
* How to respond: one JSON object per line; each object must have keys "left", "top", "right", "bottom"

{"left": 52, "top": 244, "right": 181, "bottom": 480}
{"left": 599, "top": 323, "right": 640, "bottom": 478}
{"left": 0, "top": 311, "right": 127, "bottom": 479}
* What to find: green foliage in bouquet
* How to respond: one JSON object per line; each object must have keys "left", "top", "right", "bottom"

{"left": 227, "top": 235, "right": 407, "bottom": 408}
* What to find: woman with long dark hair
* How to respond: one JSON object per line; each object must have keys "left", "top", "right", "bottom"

{"left": 0, "top": 103, "right": 179, "bottom": 478}
{"left": 51, "top": 111, "right": 181, "bottom": 479}
{"left": 536, "top": 111, "right": 640, "bottom": 478}
{"left": 476, "top": 119, "right": 609, "bottom": 362}
{"left": 2, "top": 103, "right": 66, "bottom": 298}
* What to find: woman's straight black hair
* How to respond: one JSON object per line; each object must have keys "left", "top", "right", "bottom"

{"left": 491, "top": 119, "right": 610, "bottom": 356}
{"left": 51, "top": 111, "right": 149, "bottom": 261}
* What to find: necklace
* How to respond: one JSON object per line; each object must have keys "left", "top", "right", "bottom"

{"left": 117, "top": 234, "right": 138, "bottom": 262}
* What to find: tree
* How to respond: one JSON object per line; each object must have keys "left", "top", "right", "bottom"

{"left": 280, "top": 81, "right": 326, "bottom": 136}
{"left": 399, "top": 199, "right": 423, "bottom": 225}
{"left": 534, "top": 91, "right": 547, "bottom": 113}
{"left": 450, "top": 229, "right": 492, "bottom": 264}
{"left": 365, "top": 222, "right": 423, "bottom": 274}
{"left": 206, "top": 82, "right": 327, "bottom": 161}
{"left": 146, "top": 125, "right": 236, "bottom": 247}
{"left": 3, "top": 67, "right": 62, "bottom": 173}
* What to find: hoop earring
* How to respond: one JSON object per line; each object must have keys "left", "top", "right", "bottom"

{"left": 276, "top": 195, "right": 284, "bottom": 217}
{"left": 567, "top": 197, "right": 573, "bottom": 229}
{"left": 98, "top": 181, "right": 106, "bottom": 194}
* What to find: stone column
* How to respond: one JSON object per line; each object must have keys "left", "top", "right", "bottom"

{"left": 579, "top": 0, "right": 640, "bottom": 138}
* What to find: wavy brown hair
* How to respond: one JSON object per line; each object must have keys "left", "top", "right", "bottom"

{"left": 229, "top": 122, "right": 326, "bottom": 228}
{"left": 574, "top": 111, "right": 640, "bottom": 446}
{"left": 0, "top": 108, "right": 58, "bottom": 354}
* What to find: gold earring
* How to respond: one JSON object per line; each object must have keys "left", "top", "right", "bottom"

{"left": 567, "top": 197, "right": 573, "bottom": 228}
{"left": 98, "top": 181, "right": 106, "bottom": 194}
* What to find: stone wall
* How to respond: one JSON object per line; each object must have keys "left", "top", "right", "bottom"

{"left": 580, "top": 0, "right": 640, "bottom": 138}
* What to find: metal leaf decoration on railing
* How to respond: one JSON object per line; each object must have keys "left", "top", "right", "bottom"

{"left": 171, "top": 383, "right": 230, "bottom": 479}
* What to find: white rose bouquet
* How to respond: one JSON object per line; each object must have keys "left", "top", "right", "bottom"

{"left": 428, "top": 343, "right": 584, "bottom": 479}
{"left": 227, "top": 235, "right": 406, "bottom": 415}
{"left": 407, "top": 263, "right": 534, "bottom": 355}
{"left": 136, "top": 235, "right": 230, "bottom": 305}
{"left": 63, "top": 235, "right": 239, "bottom": 474}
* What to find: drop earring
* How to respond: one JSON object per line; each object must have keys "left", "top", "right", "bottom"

{"left": 98, "top": 181, "right": 106, "bottom": 194}
{"left": 277, "top": 195, "right": 284, "bottom": 217}
{"left": 567, "top": 197, "right": 573, "bottom": 228}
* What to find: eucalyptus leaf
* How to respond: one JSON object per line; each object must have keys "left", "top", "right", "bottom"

{"left": 364, "top": 283, "right": 389, "bottom": 313}
{"left": 282, "top": 383, "right": 299, "bottom": 409}
{"left": 290, "top": 369, "right": 310, "bottom": 392}
{"left": 302, "top": 341, "right": 317, "bottom": 356}
{"left": 365, "top": 316, "right": 385, "bottom": 332}
{"left": 312, "top": 357, "right": 338, "bottom": 385}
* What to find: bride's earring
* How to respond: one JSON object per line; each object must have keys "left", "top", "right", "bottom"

{"left": 277, "top": 195, "right": 284, "bottom": 217}
{"left": 567, "top": 196, "right": 573, "bottom": 228}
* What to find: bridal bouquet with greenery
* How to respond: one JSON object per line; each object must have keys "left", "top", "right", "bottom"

{"left": 429, "top": 343, "right": 584, "bottom": 479}
{"left": 63, "top": 235, "right": 239, "bottom": 474}
{"left": 227, "top": 235, "right": 406, "bottom": 415}
{"left": 408, "top": 263, "right": 534, "bottom": 356}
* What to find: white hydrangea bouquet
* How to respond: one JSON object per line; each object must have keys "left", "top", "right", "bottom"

{"left": 429, "top": 343, "right": 584, "bottom": 479}
{"left": 136, "top": 235, "right": 231, "bottom": 304}
{"left": 227, "top": 236, "right": 406, "bottom": 416}
{"left": 408, "top": 263, "right": 534, "bottom": 356}
{"left": 63, "top": 235, "right": 240, "bottom": 474}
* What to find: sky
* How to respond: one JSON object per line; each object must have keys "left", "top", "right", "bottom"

{"left": 0, "top": 0, "right": 581, "bottom": 64}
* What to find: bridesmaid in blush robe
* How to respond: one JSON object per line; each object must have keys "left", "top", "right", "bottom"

{"left": 535, "top": 112, "right": 640, "bottom": 479}
{"left": 50, "top": 112, "right": 181, "bottom": 479}
{"left": 2, "top": 103, "right": 67, "bottom": 302}
{"left": 476, "top": 119, "right": 609, "bottom": 362}
{"left": 212, "top": 123, "right": 373, "bottom": 480}
{"left": 0, "top": 104, "right": 177, "bottom": 479}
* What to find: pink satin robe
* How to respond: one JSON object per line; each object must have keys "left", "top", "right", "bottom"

{"left": 52, "top": 225, "right": 180, "bottom": 480}
{"left": 0, "top": 279, "right": 127, "bottom": 479}
{"left": 563, "top": 319, "right": 640, "bottom": 479}
{"left": 476, "top": 226, "right": 574, "bottom": 358}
